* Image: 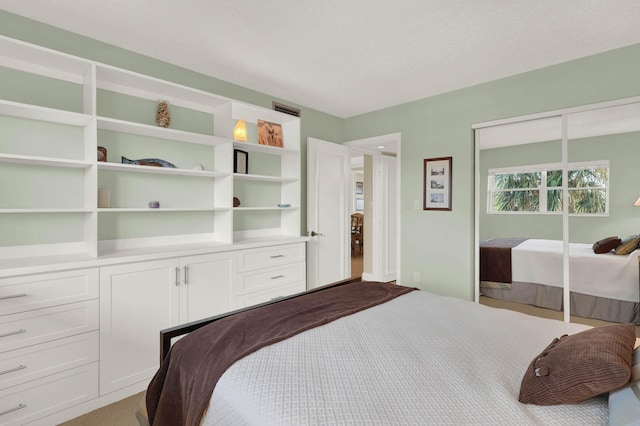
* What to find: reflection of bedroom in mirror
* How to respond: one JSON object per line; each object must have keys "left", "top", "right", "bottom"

{"left": 474, "top": 98, "right": 640, "bottom": 330}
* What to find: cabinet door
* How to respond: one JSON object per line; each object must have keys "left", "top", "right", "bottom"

{"left": 180, "top": 252, "right": 235, "bottom": 323}
{"left": 99, "top": 258, "right": 179, "bottom": 395}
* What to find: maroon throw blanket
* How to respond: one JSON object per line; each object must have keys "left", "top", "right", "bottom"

{"left": 146, "top": 281, "right": 415, "bottom": 426}
{"left": 479, "top": 237, "right": 528, "bottom": 283}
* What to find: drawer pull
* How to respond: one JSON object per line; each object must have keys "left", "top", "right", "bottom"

{"left": 184, "top": 265, "right": 189, "bottom": 285}
{"left": 270, "top": 254, "right": 285, "bottom": 259}
{"left": 0, "top": 403, "right": 26, "bottom": 417}
{"left": 0, "top": 329, "right": 26, "bottom": 339}
{"left": 0, "top": 293, "right": 27, "bottom": 301}
{"left": 270, "top": 275, "right": 285, "bottom": 280}
{"left": 0, "top": 364, "right": 26, "bottom": 376}
{"left": 175, "top": 267, "right": 180, "bottom": 286}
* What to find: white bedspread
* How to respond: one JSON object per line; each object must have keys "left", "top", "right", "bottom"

{"left": 512, "top": 239, "right": 639, "bottom": 302}
{"left": 202, "top": 290, "right": 608, "bottom": 425}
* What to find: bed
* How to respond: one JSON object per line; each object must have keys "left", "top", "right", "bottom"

{"left": 480, "top": 238, "right": 640, "bottom": 325}
{"left": 144, "top": 279, "right": 639, "bottom": 426}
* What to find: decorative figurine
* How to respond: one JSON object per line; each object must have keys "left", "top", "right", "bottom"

{"left": 156, "top": 101, "right": 170, "bottom": 128}
{"left": 122, "top": 156, "right": 176, "bottom": 168}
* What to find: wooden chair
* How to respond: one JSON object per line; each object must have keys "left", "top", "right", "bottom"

{"left": 351, "top": 213, "right": 364, "bottom": 255}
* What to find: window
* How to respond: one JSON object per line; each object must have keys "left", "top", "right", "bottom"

{"left": 488, "top": 161, "right": 609, "bottom": 215}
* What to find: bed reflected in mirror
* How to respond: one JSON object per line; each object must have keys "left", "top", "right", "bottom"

{"left": 475, "top": 100, "right": 640, "bottom": 335}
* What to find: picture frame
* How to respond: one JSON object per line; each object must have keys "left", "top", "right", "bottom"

{"left": 234, "top": 149, "right": 248, "bottom": 174}
{"left": 423, "top": 156, "right": 452, "bottom": 211}
{"left": 355, "top": 181, "right": 363, "bottom": 195}
{"left": 257, "top": 119, "right": 283, "bottom": 147}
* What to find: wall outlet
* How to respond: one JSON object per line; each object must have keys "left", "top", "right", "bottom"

{"left": 413, "top": 272, "right": 420, "bottom": 282}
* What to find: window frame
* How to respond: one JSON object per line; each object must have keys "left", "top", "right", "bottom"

{"left": 487, "top": 160, "right": 610, "bottom": 216}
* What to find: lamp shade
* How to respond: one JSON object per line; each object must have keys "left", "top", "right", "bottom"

{"left": 233, "top": 119, "right": 247, "bottom": 142}
{"left": 634, "top": 197, "right": 640, "bottom": 207}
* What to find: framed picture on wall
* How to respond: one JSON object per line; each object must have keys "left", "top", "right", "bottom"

{"left": 356, "top": 181, "right": 363, "bottom": 195}
{"left": 234, "top": 149, "right": 248, "bottom": 174}
{"left": 423, "top": 156, "right": 452, "bottom": 211}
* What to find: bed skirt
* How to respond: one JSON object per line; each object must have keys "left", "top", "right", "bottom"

{"left": 481, "top": 281, "right": 640, "bottom": 325}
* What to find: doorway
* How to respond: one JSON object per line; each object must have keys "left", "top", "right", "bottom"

{"left": 345, "top": 133, "right": 400, "bottom": 283}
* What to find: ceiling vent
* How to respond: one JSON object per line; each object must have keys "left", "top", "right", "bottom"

{"left": 273, "top": 102, "right": 301, "bottom": 117}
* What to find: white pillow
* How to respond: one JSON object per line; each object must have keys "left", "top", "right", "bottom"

{"left": 609, "top": 346, "right": 640, "bottom": 426}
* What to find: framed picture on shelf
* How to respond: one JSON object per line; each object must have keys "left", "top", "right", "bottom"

{"left": 234, "top": 149, "right": 248, "bottom": 174}
{"left": 423, "top": 156, "right": 452, "bottom": 211}
{"left": 355, "top": 181, "right": 363, "bottom": 195}
{"left": 257, "top": 119, "right": 283, "bottom": 147}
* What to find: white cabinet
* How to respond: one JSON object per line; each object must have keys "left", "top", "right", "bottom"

{"left": 99, "top": 252, "right": 235, "bottom": 395}
{"left": 0, "top": 363, "right": 98, "bottom": 426}
{"left": 236, "top": 243, "right": 306, "bottom": 308}
{"left": 0, "top": 34, "right": 306, "bottom": 423}
{"left": 99, "top": 258, "right": 178, "bottom": 395}
{"left": 0, "top": 268, "right": 99, "bottom": 425}
{"left": 179, "top": 252, "right": 235, "bottom": 324}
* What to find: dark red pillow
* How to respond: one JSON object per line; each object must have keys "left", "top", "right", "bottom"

{"left": 592, "top": 236, "right": 621, "bottom": 254}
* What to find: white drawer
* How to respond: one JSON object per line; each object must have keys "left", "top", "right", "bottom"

{"left": 0, "top": 268, "right": 98, "bottom": 316}
{"left": 237, "top": 262, "right": 306, "bottom": 295}
{"left": 237, "top": 281, "right": 306, "bottom": 308}
{"left": 0, "top": 362, "right": 98, "bottom": 426}
{"left": 0, "top": 300, "right": 99, "bottom": 354}
{"left": 0, "top": 331, "right": 98, "bottom": 391}
{"left": 237, "top": 243, "right": 305, "bottom": 272}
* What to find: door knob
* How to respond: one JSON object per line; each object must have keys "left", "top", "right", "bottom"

{"left": 309, "top": 231, "right": 324, "bottom": 237}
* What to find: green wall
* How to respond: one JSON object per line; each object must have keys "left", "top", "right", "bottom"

{"left": 2, "top": 9, "right": 640, "bottom": 300}
{"left": 343, "top": 44, "right": 640, "bottom": 299}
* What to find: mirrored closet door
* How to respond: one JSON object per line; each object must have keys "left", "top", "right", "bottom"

{"left": 474, "top": 97, "right": 640, "bottom": 325}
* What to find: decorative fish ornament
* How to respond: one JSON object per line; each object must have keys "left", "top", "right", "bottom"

{"left": 121, "top": 156, "right": 176, "bottom": 168}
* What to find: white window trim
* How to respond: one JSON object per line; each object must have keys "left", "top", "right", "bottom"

{"left": 487, "top": 160, "right": 609, "bottom": 216}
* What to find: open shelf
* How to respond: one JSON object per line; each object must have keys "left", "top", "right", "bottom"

{"left": 233, "top": 141, "right": 298, "bottom": 156}
{"left": 0, "top": 208, "right": 92, "bottom": 214}
{"left": 98, "top": 207, "right": 229, "bottom": 213}
{"left": 0, "top": 99, "right": 92, "bottom": 126}
{"left": 97, "top": 116, "right": 229, "bottom": 146}
{"left": 98, "top": 162, "right": 228, "bottom": 178}
{"left": 96, "top": 64, "right": 230, "bottom": 113}
{"left": 0, "top": 35, "right": 92, "bottom": 84}
{"left": 0, "top": 153, "right": 92, "bottom": 168}
{"left": 233, "top": 173, "right": 298, "bottom": 183}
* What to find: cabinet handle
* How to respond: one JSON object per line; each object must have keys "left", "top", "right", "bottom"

{"left": 0, "top": 403, "right": 26, "bottom": 417}
{"left": 184, "top": 265, "right": 189, "bottom": 285}
{"left": 0, "top": 293, "right": 27, "bottom": 301}
{"left": 270, "top": 254, "right": 284, "bottom": 259}
{"left": 0, "top": 329, "right": 26, "bottom": 339}
{"left": 270, "top": 275, "right": 285, "bottom": 280}
{"left": 175, "top": 267, "right": 180, "bottom": 286}
{"left": 0, "top": 364, "right": 26, "bottom": 376}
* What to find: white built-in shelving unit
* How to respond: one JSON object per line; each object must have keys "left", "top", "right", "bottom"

{"left": 0, "top": 35, "right": 302, "bottom": 268}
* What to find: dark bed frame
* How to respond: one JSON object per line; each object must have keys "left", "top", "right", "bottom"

{"left": 159, "top": 276, "right": 362, "bottom": 363}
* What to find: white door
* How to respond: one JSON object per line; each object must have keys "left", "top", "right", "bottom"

{"left": 99, "top": 258, "right": 179, "bottom": 395}
{"left": 179, "top": 252, "right": 235, "bottom": 323}
{"left": 307, "top": 138, "right": 350, "bottom": 289}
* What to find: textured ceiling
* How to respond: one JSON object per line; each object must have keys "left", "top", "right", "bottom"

{"left": 2, "top": 0, "right": 640, "bottom": 118}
